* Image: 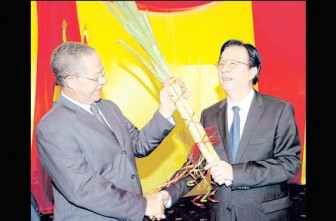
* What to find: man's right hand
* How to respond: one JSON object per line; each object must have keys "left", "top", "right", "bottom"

{"left": 204, "top": 160, "right": 233, "bottom": 185}
{"left": 158, "top": 190, "right": 171, "bottom": 207}
{"left": 144, "top": 192, "right": 166, "bottom": 220}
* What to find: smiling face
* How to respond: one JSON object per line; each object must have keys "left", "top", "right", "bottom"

{"left": 63, "top": 52, "right": 107, "bottom": 105}
{"left": 218, "top": 45, "right": 257, "bottom": 97}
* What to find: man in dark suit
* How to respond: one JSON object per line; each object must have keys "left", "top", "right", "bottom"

{"left": 160, "top": 39, "right": 302, "bottom": 221}
{"left": 36, "top": 42, "right": 179, "bottom": 221}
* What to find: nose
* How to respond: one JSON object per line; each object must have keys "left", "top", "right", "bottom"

{"left": 218, "top": 64, "right": 230, "bottom": 73}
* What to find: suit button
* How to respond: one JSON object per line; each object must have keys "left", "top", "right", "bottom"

{"left": 123, "top": 150, "right": 127, "bottom": 154}
{"left": 131, "top": 174, "right": 135, "bottom": 179}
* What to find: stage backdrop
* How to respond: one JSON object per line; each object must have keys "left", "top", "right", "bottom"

{"left": 31, "top": 1, "right": 306, "bottom": 214}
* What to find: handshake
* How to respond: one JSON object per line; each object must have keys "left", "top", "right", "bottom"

{"left": 144, "top": 190, "right": 171, "bottom": 220}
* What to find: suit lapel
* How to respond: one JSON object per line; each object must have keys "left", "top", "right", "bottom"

{"left": 235, "top": 92, "right": 264, "bottom": 162}
{"left": 96, "top": 101, "right": 124, "bottom": 146}
{"left": 57, "top": 96, "right": 113, "bottom": 137}
{"left": 60, "top": 96, "right": 120, "bottom": 145}
{"left": 96, "top": 100, "right": 143, "bottom": 176}
{"left": 82, "top": 105, "right": 119, "bottom": 141}
{"left": 217, "top": 100, "right": 233, "bottom": 163}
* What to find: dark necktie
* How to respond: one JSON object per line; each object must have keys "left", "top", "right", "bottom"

{"left": 90, "top": 104, "right": 111, "bottom": 130}
{"left": 229, "top": 106, "right": 240, "bottom": 162}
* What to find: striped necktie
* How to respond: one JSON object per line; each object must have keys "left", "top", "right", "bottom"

{"left": 90, "top": 104, "right": 110, "bottom": 130}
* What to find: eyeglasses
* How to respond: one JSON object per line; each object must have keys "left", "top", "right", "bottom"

{"left": 216, "top": 59, "right": 249, "bottom": 69}
{"left": 64, "top": 70, "right": 106, "bottom": 82}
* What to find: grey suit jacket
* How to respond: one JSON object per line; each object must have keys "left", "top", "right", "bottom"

{"left": 36, "top": 95, "right": 174, "bottom": 221}
{"left": 165, "top": 90, "right": 301, "bottom": 221}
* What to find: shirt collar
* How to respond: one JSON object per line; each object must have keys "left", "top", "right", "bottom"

{"left": 61, "top": 92, "right": 92, "bottom": 114}
{"left": 227, "top": 89, "right": 255, "bottom": 111}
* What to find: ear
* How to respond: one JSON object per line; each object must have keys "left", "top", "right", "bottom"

{"left": 64, "top": 76, "right": 76, "bottom": 90}
{"left": 249, "top": 67, "right": 258, "bottom": 81}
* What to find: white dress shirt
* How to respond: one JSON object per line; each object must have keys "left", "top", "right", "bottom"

{"left": 227, "top": 89, "right": 255, "bottom": 139}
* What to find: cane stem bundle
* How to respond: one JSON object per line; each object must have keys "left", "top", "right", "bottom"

{"left": 104, "top": 1, "right": 220, "bottom": 165}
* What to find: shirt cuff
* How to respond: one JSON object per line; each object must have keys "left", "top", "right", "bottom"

{"left": 165, "top": 198, "right": 172, "bottom": 208}
{"left": 168, "top": 116, "right": 175, "bottom": 125}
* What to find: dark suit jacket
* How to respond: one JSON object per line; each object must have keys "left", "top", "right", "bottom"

{"left": 36, "top": 95, "right": 174, "bottom": 221}
{"left": 165, "top": 90, "right": 301, "bottom": 221}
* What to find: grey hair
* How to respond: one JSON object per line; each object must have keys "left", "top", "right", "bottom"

{"left": 50, "top": 42, "right": 96, "bottom": 87}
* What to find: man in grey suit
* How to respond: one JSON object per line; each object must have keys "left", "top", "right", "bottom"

{"left": 159, "top": 39, "right": 302, "bottom": 221}
{"left": 36, "top": 42, "right": 180, "bottom": 221}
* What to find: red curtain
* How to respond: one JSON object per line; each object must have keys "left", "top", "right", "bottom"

{"left": 31, "top": 1, "right": 81, "bottom": 214}
{"left": 252, "top": 1, "right": 306, "bottom": 184}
